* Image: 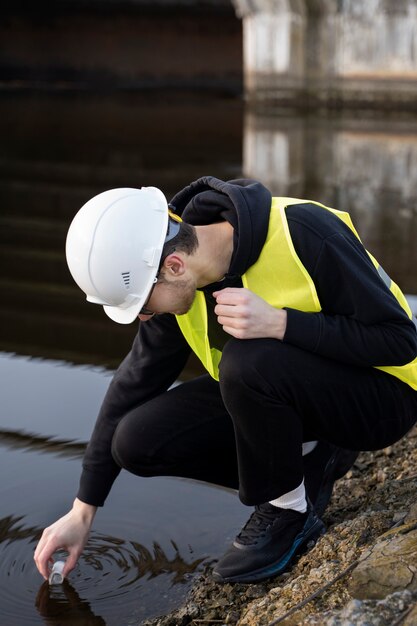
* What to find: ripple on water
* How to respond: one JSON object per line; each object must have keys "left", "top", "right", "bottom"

{"left": 0, "top": 518, "right": 205, "bottom": 626}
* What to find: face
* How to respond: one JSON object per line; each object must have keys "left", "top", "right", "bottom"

{"left": 137, "top": 271, "right": 197, "bottom": 321}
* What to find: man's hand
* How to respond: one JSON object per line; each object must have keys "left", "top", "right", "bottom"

{"left": 34, "top": 498, "right": 97, "bottom": 580}
{"left": 213, "top": 288, "right": 287, "bottom": 340}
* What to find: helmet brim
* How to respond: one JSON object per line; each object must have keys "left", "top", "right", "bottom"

{"left": 103, "top": 301, "right": 141, "bottom": 324}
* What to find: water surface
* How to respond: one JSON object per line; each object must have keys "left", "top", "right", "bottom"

{"left": 1, "top": 92, "right": 416, "bottom": 625}
{"left": 0, "top": 352, "right": 247, "bottom": 626}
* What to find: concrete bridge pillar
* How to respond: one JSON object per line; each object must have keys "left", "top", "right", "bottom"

{"left": 231, "top": 0, "right": 307, "bottom": 103}
{"left": 232, "top": 0, "right": 417, "bottom": 108}
{"left": 332, "top": 0, "right": 417, "bottom": 106}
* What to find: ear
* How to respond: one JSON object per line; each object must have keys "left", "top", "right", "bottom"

{"left": 163, "top": 253, "right": 186, "bottom": 277}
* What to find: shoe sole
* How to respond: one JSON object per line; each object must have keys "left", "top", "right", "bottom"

{"left": 212, "top": 516, "right": 326, "bottom": 584}
{"left": 314, "top": 449, "right": 359, "bottom": 517}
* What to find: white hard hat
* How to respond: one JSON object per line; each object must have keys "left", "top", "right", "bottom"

{"left": 66, "top": 187, "right": 177, "bottom": 324}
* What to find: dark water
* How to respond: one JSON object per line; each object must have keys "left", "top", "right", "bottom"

{"left": 1, "top": 92, "right": 417, "bottom": 625}
{"left": 0, "top": 353, "right": 248, "bottom": 625}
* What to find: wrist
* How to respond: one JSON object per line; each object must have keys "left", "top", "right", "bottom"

{"left": 72, "top": 498, "right": 97, "bottom": 523}
{"left": 274, "top": 308, "right": 287, "bottom": 340}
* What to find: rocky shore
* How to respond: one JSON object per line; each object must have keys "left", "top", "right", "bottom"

{"left": 143, "top": 425, "right": 417, "bottom": 626}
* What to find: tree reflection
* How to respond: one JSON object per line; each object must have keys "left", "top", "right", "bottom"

{"left": 0, "top": 514, "right": 41, "bottom": 544}
{"left": 0, "top": 514, "right": 206, "bottom": 625}
{"left": 0, "top": 514, "right": 205, "bottom": 585}
{"left": 0, "top": 428, "right": 86, "bottom": 459}
{"left": 84, "top": 533, "right": 206, "bottom": 585}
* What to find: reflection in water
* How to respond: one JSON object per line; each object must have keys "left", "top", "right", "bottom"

{"left": 0, "top": 352, "right": 248, "bottom": 625}
{"left": 0, "top": 514, "right": 41, "bottom": 545}
{"left": 0, "top": 429, "right": 86, "bottom": 459}
{"left": 36, "top": 581, "right": 106, "bottom": 626}
{"left": 0, "top": 514, "right": 205, "bottom": 626}
{"left": 244, "top": 111, "right": 417, "bottom": 294}
{"left": 1, "top": 95, "right": 416, "bottom": 366}
{"left": 34, "top": 539, "right": 205, "bottom": 626}
{"left": 0, "top": 92, "right": 243, "bottom": 369}
{"left": 85, "top": 535, "right": 204, "bottom": 585}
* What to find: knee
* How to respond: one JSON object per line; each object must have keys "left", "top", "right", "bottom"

{"left": 111, "top": 413, "right": 156, "bottom": 477}
{"left": 220, "top": 338, "right": 288, "bottom": 383}
{"left": 219, "top": 338, "right": 298, "bottom": 401}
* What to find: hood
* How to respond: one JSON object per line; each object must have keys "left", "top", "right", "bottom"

{"left": 169, "top": 176, "right": 271, "bottom": 278}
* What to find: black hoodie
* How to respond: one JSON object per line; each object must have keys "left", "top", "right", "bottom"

{"left": 170, "top": 176, "right": 271, "bottom": 279}
{"left": 77, "top": 177, "right": 417, "bottom": 507}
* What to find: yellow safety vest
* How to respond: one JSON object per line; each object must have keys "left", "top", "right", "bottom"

{"left": 176, "top": 198, "right": 417, "bottom": 389}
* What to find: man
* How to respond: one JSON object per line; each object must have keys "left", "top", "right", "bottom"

{"left": 34, "top": 177, "right": 417, "bottom": 584}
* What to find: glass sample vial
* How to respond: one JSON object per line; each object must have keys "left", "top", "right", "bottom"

{"left": 49, "top": 560, "right": 65, "bottom": 585}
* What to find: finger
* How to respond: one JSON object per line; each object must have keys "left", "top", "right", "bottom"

{"left": 213, "top": 288, "right": 242, "bottom": 297}
{"left": 34, "top": 533, "right": 47, "bottom": 561}
{"left": 213, "top": 288, "right": 248, "bottom": 302}
{"left": 214, "top": 304, "right": 245, "bottom": 318}
{"left": 217, "top": 313, "right": 248, "bottom": 327}
{"left": 35, "top": 548, "right": 55, "bottom": 579}
{"left": 214, "top": 293, "right": 249, "bottom": 310}
{"left": 35, "top": 534, "right": 61, "bottom": 579}
{"left": 63, "top": 552, "right": 79, "bottom": 577}
{"left": 221, "top": 324, "right": 246, "bottom": 339}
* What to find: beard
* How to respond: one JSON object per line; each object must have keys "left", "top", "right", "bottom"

{"left": 171, "top": 279, "right": 197, "bottom": 315}
{"left": 158, "top": 273, "right": 197, "bottom": 315}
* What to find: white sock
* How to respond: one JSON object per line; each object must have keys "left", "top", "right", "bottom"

{"left": 269, "top": 480, "right": 307, "bottom": 513}
{"left": 302, "top": 441, "right": 318, "bottom": 456}
{"left": 267, "top": 443, "right": 316, "bottom": 513}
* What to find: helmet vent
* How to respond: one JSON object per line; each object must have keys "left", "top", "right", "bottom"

{"left": 121, "top": 271, "right": 131, "bottom": 288}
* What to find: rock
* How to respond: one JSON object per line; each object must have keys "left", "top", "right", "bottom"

{"left": 225, "top": 610, "right": 241, "bottom": 624}
{"left": 392, "top": 511, "right": 408, "bottom": 524}
{"left": 142, "top": 426, "right": 417, "bottom": 626}
{"left": 349, "top": 528, "right": 417, "bottom": 599}
{"left": 323, "top": 590, "right": 416, "bottom": 626}
{"left": 403, "top": 601, "right": 417, "bottom": 625}
{"left": 405, "top": 503, "right": 417, "bottom": 523}
{"left": 141, "top": 600, "right": 200, "bottom": 626}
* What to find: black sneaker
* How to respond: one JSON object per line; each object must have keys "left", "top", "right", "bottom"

{"left": 303, "top": 442, "right": 359, "bottom": 517}
{"left": 212, "top": 501, "right": 325, "bottom": 584}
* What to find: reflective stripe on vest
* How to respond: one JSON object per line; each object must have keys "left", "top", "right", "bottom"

{"left": 176, "top": 198, "right": 417, "bottom": 389}
{"left": 375, "top": 264, "right": 417, "bottom": 332}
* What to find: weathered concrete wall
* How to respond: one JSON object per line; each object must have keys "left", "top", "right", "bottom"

{"left": 233, "top": 0, "right": 417, "bottom": 108}
{"left": 336, "top": 0, "right": 417, "bottom": 77}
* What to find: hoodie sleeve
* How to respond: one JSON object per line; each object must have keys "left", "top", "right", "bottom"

{"left": 77, "top": 314, "right": 190, "bottom": 506}
{"left": 283, "top": 208, "right": 417, "bottom": 367}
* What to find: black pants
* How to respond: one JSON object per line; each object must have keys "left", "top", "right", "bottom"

{"left": 111, "top": 340, "right": 417, "bottom": 506}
